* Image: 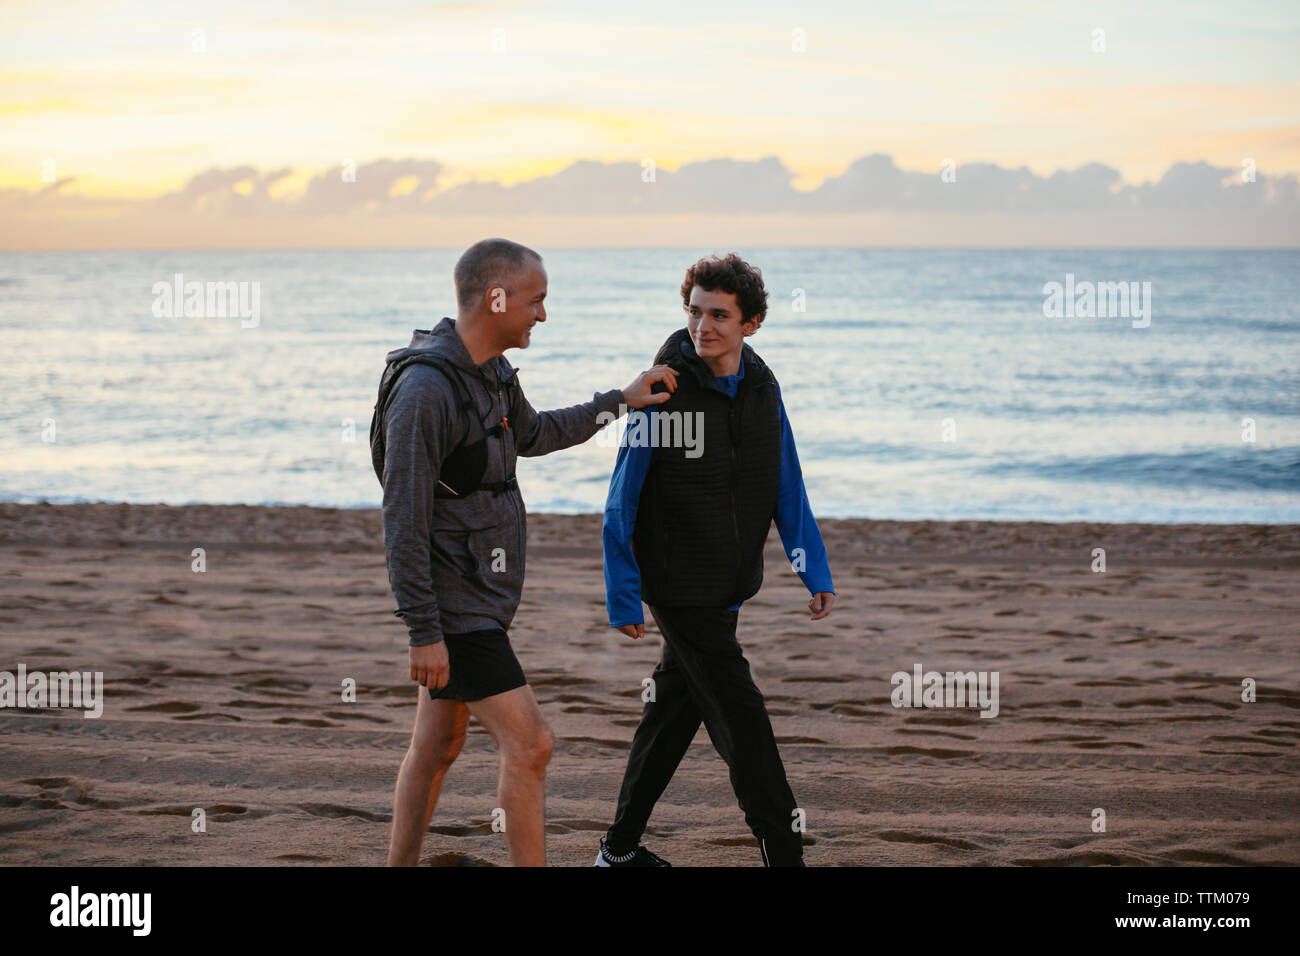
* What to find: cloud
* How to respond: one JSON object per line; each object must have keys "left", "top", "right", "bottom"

{"left": 294, "top": 158, "right": 445, "bottom": 214}
{"left": 2, "top": 153, "right": 1296, "bottom": 248}
{"left": 148, "top": 159, "right": 447, "bottom": 216}
{"left": 806, "top": 155, "right": 1291, "bottom": 213}
{"left": 423, "top": 155, "right": 801, "bottom": 215}
{"left": 154, "top": 165, "right": 266, "bottom": 213}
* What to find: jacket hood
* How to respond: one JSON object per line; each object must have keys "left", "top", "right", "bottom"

{"left": 383, "top": 316, "right": 516, "bottom": 387}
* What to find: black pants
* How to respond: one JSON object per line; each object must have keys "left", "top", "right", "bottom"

{"left": 606, "top": 604, "right": 804, "bottom": 866}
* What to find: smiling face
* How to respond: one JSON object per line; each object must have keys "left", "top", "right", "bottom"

{"left": 488, "top": 257, "right": 547, "bottom": 351}
{"left": 685, "top": 286, "right": 759, "bottom": 375}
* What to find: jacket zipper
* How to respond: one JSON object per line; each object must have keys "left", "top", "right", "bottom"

{"left": 496, "top": 376, "right": 506, "bottom": 481}
{"left": 728, "top": 400, "right": 741, "bottom": 595}
{"left": 497, "top": 372, "right": 522, "bottom": 566}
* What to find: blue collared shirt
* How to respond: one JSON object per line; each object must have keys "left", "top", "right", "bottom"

{"left": 603, "top": 358, "right": 835, "bottom": 626}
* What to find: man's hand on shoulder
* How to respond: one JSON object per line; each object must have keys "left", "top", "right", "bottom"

{"left": 808, "top": 592, "right": 835, "bottom": 621}
{"left": 622, "top": 365, "right": 678, "bottom": 409}
{"left": 410, "top": 642, "right": 450, "bottom": 691}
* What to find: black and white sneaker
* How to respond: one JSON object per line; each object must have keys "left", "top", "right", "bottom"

{"left": 594, "top": 835, "right": 671, "bottom": 867}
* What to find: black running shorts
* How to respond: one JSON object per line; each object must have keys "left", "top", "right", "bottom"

{"left": 426, "top": 627, "right": 527, "bottom": 702}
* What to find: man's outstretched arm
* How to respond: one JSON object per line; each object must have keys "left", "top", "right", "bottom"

{"left": 513, "top": 365, "right": 678, "bottom": 457}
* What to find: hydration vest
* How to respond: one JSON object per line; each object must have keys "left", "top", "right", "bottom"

{"left": 370, "top": 353, "right": 519, "bottom": 498}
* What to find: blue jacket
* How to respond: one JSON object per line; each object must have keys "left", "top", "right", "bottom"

{"left": 603, "top": 356, "right": 834, "bottom": 626}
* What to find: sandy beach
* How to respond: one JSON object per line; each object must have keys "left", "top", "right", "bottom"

{"left": 1, "top": 501, "right": 1297, "bottom": 866}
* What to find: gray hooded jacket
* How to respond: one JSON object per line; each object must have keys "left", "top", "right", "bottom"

{"left": 379, "top": 316, "right": 624, "bottom": 646}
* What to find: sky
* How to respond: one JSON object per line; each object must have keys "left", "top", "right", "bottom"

{"left": 2, "top": 0, "right": 1298, "bottom": 248}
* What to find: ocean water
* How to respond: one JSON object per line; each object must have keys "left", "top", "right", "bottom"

{"left": 0, "top": 248, "right": 1297, "bottom": 524}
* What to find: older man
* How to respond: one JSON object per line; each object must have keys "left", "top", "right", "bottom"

{"left": 374, "top": 238, "right": 676, "bottom": 866}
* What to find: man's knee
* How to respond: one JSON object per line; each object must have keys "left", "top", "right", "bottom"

{"left": 436, "top": 728, "right": 467, "bottom": 769}
{"left": 504, "top": 723, "right": 553, "bottom": 774}
{"left": 415, "top": 721, "right": 467, "bottom": 771}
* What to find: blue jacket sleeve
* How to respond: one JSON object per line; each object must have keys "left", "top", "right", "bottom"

{"left": 603, "top": 409, "right": 654, "bottom": 626}
{"left": 773, "top": 391, "right": 835, "bottom": 596}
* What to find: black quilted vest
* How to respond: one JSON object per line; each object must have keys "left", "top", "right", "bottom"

{"left": 633, "top": 329, "right": 783, "bottom": 607}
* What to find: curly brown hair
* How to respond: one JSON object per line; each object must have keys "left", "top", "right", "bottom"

{"left": 679, "top": 253, "right": 768, "bottom": 327}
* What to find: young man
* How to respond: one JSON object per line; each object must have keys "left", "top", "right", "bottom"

{"left": 375, "top": 238, "right": 678, "bottom": 867}
{"left": 597, "top": 252, "right": 836, "bottom": 867}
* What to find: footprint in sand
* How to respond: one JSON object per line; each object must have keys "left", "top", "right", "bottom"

{"left": 298, "top": 803, "right": 390, "bottom": 823}
{"left": 426, "top": 852, "right": 496, "bottom": 867}
{"left": 875, "top": 745, "right": 977, "bottom": 759}
{"left": 876, "top": 830, "right": 981, "bottom": 851}
{"left": 126, "top": 701, "right": 200, "bottom": 714}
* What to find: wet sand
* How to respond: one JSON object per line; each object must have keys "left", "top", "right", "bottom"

{"left": 1, "top": 502, "right": 1297, "bottom": 866}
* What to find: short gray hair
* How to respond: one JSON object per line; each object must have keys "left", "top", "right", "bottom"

{"left": 453, "top": 238, "right": 543, "bottom": 311}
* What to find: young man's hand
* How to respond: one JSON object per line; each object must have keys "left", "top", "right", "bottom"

{"left": 410, "top": 642, "right": 450, "bottom": 690}
{"left": 621, "top": 365, "right": 679, "bottom": 409}
{"left": 614, "top": 623, "right": 645, "bottom": 640}
{"left": 809, "top": 592, "right": 835, "bottom": 620}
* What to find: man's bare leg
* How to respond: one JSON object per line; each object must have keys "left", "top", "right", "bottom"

{"left": 386, "top": 690, "right": 469, "bottom": 866}
{"left": 464, "top": 684, "right": 553, "bottom": 866}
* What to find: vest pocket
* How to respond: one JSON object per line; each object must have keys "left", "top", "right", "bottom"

{"left": 431, "top": 529, "right": 478, "bottom": 577}
{"left": 431, "top": 517, "right": 502, "bottom": 580}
